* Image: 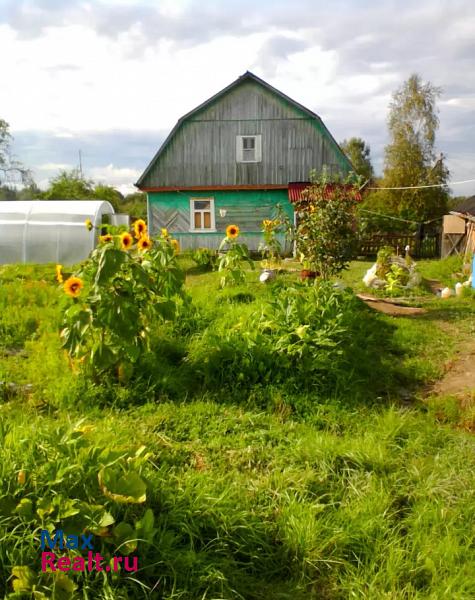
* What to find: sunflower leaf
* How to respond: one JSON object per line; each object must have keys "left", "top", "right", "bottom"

{"left": 95, "top": 248, "right": 127, "bottom": 285}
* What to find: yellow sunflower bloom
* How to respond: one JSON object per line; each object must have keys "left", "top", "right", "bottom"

{"left": 85, "top": 218, "right": 93, "bottom": 231}
{"left": 137, "top": 236, "right": 152, "bottom": 252}
{"left": 170, "top": 238, "right": 180, "bottom": 254}
{"left": 120, "top": 232, "right": 134, "bottom": 250}
{"left": 226, "top": 224, "right": 239, "bottom": 239}
{"left": 99, "top": 234, "right": 113, "bottom": 243}
{"left": 133, "top": 219, "right": 147, "bottom": 239}
{"left": 55, "top": 264, "right": 63, "bottom": 283}
{"left": 161, "top": 227, "right": 169, "bottom": 238}
{"left": 262, "top": 219, "right": 273, "bottom": 231}
{"left": 64, "top": 276, "right": 84, "bottom": 298}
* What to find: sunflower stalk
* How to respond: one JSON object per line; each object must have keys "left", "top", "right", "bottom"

{"left": 60, "top": 220, "right": 187, "bottom": 379}
{"left": 217, "top": 225, "right": 254, "bottom": 288}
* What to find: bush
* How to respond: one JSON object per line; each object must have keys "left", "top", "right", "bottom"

{"left": 188, "top": 281, "right": 400, "bottom": 400}
{"left": 293, "top": 171, "right": 362, "bottom": 278}
{"left": 190, "top": 248, "right": 218, "bottom": 271}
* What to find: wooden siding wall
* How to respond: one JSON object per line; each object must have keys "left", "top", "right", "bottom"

{"left": 148, "top": 189, "right": 293, "bottom": 251}
{"left": 143, "top": 81, "right": 350, "bottom": 188}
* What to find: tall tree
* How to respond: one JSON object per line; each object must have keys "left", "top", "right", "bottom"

{"left": 340, "top": 137, "right": 374, "bottom": 181}
{"left": 41, "top": 169, "right": 95, "bottom": 199}
{"left": 0, "top": 119, "right": 31, "bottom": 187}
{"left": 93, "top": 184, "right": 123, "bottom": 211}
{"left": 121, "top": 191, "right": 147, "bottom": 219}
{"left": 381, "top": 74, "right": 449, "bottom": 222}
{"left": 41, "top": 169, "right": 128, "bottom": 212}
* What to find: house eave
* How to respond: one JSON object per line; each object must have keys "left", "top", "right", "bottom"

{"left": 141, "top": 184, "right": 289, "bottom": 192}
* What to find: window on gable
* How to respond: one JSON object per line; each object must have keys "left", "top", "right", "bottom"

{"left": 236, "top": 135, "right": 262, "bottom": 163}
{"left": 190, "top": 198, "right": 215, "bottom": 231}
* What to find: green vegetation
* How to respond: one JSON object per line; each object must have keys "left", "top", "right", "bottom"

{"left": 294, "top": 173, "right": 361, "bottom": 278}
{"left": 340, "top": 137, "right": 374, "bottom": 181}
{"left": 0, "top": 257, "right": 474, "bottom": 599}
{"left": 360, "top": 74, "right": 449, "bottom": 234}
{"left": 37, "top": 169, "right": 147, "bottom": 219}
{"left": 61, "top": 227, "right": 186, "bottom": 378}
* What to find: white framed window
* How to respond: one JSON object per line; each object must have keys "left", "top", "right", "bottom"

{"left": 236, "top": 134, "right": 262, "bottom": 163}
{"left": 190, "top": 197, "right": 216, "bottom": 231}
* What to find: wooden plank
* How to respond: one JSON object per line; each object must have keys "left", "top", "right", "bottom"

{"left": 144, "top": 80, "right": 349, "bottom": 188}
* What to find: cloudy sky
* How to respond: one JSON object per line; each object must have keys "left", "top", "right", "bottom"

{"left": 1, "top": 0, "right": 474, "bottom": 195}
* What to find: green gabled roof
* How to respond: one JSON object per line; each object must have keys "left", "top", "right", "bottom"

{"left": 136, "top": 71, "right": 352, "bottom": 188}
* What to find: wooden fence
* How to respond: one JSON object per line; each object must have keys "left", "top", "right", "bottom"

{"left": 359, "top": 234, "right": 440, "bottom": 258}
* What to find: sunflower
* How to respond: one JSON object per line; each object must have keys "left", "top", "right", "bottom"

{"left": 64, "top": 276, "right": 84, "bottom": 298}
{"left": 262, "top": 219, "right": 274, "bottom": 232}
{"left": 55, "top": 264, "right": 63, "bottom": 283}
{"left": 133, "top": 219, "right": 147, "bottom": 239}
{"left": 170, "top": 238, "right": 180, "bottom": 254}
{"left": 137, "top": 236, "right": 152, "bottom": 252}
{"left": 226, "top": 224, "right": 239, "bottom": 239}
{"left": 100, "top": 234, "right": 113, "bottom": 243}
{"left": 85, "top": 218, "right": 93, "bottom": 231}
{"left": 120, "top": 232, "right": 134, "bottom": 250}
{"left": 161, "top": 227, "right": 169, "bottom": 239}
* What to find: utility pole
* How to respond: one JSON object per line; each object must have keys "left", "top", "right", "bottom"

{"left": 78, "top": 150, "right": 83, "bottom": 178}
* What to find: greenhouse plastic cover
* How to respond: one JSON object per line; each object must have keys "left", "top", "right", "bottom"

{"left": 0, "top": 200, "right": 115, "bottom": 265}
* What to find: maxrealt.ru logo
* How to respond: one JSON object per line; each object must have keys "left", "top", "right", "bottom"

{"left": 40, "top": 530, "right": 138, "bottom": 573}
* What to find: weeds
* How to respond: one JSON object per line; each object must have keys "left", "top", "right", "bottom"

{"left": 0, "top": 259, "right": 474, "bottom": 598}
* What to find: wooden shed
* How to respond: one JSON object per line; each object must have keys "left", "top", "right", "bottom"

{"left": 441, "top": 196, "right": 475, "bottom": 258}
{"left": 136, "top": 71, "right": 352, "bottom": 250}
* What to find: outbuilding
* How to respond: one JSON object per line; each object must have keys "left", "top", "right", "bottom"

{"left": 441, "top": 196, "right": 475, "bottom": 258}
{"left": 0, "top": 200, "right": 115, "bottom": 265}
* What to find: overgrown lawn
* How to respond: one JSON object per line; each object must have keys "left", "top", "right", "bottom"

{"left": 0, "top": 260, "right": 474, "bottom": 599}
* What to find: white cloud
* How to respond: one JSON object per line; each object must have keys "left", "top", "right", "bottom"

{"left": 37, "top": 162, "right": 74, "bottom": 170}
{"left": 89, "top": 163, "right": 142, "bottom": 194}
{"left": 1, "top": 0, "right": 474, "bottom": 196}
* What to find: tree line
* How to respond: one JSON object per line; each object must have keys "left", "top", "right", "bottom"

{"left": 0, "top": 167, "right": 146, "bottom": 219}
{"left": 0, "top": 120, "right": 146, "bottom": 219}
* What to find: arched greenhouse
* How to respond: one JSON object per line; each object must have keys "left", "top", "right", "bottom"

{"left": 0, "top": 200, "right": 116, "bottom": 265}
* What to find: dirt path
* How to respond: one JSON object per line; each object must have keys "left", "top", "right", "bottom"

{"left": 431, "top": 338, "right": 475, "bottom": 401}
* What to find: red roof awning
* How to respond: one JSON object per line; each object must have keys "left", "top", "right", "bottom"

{"left": 288, "top": 182, "right": 310, "bottom": 203}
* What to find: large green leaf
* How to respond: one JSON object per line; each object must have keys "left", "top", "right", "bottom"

{"left": 11, "top": 566, "right": 36, "bottom": 593}
{"left": 95, "top": 248, "right": 126, "bottom": 285}
{"left": 15, "top": 498, "right": 33, "bottom": 518}
{"left": 98, "top": 468, "right": 146, "bottom": 504}
{"left": 113, "top": 521, "right": 137, "bottom": 555}
{"left": 51, "top": 573, "right": 77, "bottom": 600}
{"left": 135, "top": 508, "right": 156, "bottom": 545}
{"left": 90, "top": 343, "right": 116, "bottom": 370}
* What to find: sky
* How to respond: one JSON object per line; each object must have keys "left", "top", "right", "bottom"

{"left": 1, "top": 0, "right": 474, "bottom": 196}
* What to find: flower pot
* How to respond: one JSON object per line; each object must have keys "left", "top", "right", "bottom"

{"left": 300, "top": 269, "right": 318, "bottom": 280}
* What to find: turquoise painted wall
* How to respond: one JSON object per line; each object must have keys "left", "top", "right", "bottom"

{"left": 147, "top": 189, "right": 294, "bottom": 251}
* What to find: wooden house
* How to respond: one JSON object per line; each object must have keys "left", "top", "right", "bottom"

{"left": 136, "top": 71, "right": 353, "bottom": 250}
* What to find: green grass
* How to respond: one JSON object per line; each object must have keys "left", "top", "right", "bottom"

{"left": 0, "top": 259, "right": 474, "bottom": 599}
